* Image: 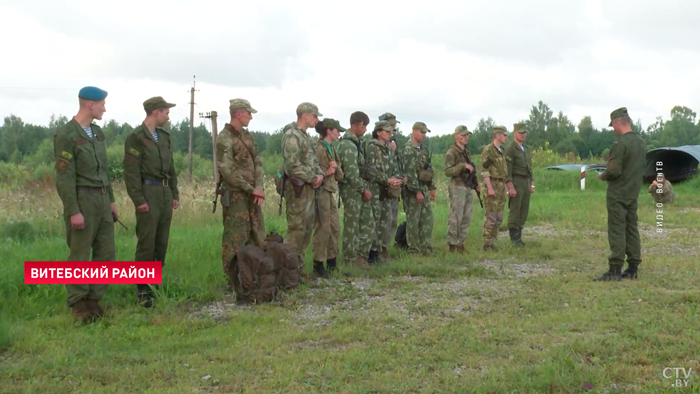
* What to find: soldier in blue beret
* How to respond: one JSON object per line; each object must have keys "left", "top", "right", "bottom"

{"left": 53, "top": 86, "right": 117, "bottom": 324}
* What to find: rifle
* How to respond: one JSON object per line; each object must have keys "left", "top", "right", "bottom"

{"left": 212, "top": 174, "right": 223, "bottom": 213}
{"left": 460, "top": 148, "right": 483, "bottom": 208}
{"left": 314, "top": 184, "right": 323, "bottom": 225}
{"left": 112, "top": 212, "right": 129, "bottom": 230}
{"left": 277, "top": 170, "right": 286, "bottom": 216}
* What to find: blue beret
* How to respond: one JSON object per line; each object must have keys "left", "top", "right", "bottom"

{"left": 78, "top": 86, "right": 108, "bottom": 101}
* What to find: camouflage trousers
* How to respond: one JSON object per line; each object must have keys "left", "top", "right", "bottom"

{"left": 340, "top": 187, "right": 375, "bottom": 261}
{"left": 384, "top": 199, "right": 399, "bottom": 249}
{"left": 404, "top": 191, "right": 433, "bottom": 254}
{"left": 63, "top": 192, "right": 114, "bottom": 307}
{"left": 285, "top": 184, "right": 316, "bottom": 262}
{"left": 507, "top": 176, "right": 531, "bottom": 229}
{"left": 607, "top": 196, "right": 642, "bottom": 270}
{"left": 312, "top": 189, "right": 340, "bottom": 261}
{"left": 135, "top": 184, "right": 173, "bottom": 293}
{"left": 370, "top": 194, "right": 390, "bottom": 251}
{"left": 222, "top": 191, "right": 265, "bottom": 282}
{"left": 482, "top": 180, "right": 506, "bottom": 246}
{"left": 446, "top": 185, "right": 474, "bottom": 246}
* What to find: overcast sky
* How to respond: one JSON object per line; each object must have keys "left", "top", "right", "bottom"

{"left": 1, "top": 0, "right": 699, "bottom": 136}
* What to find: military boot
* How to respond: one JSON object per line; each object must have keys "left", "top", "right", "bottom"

{"left": 449, "top": 245, "right": 459, "bottom": 253}
{"left": 326, "top": 257, "right": 338, "bottom": 272}
{"left": 483, "top": 244, "right": 496, "bottom": 251}
{"left": 84, "top": 299, "right": 105, "bottom": 319}
{"left": 379, "top": 247, "right": 393, "bottom": 261}
{"left": 519, "top": 227, "right": 526, "bottom": 246}
{"left": 593, "top": 267, "right": 622, "bottom": 281}
{"left": 356, "top": 255, "right": 371, "bottom": 269}
{"left": 313, "top": 260, "right": 330, "bottom": 278}
{"left": 71, "top": 299, "right": 94, "bottom": 324}
{"left": 137, "top": 284, "right": 155, "bottom": 308}
{"left": 622, "top": 266, "right": 638, "bottom": 279}
{"left": 510, "top": 228, "right": 524, "bottom": 247}
{"left": 368, "top": 250, "right": 382, "bottom": 265}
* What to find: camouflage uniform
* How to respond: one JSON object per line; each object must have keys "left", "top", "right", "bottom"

{"left": 648, "top": 179, "right": 675, "bottom": 203}
{"left": 444, "top": 126, "right": 475, "bottom": 250}
{"left": 402, "top": 122, "right": 436, "bottom": 255}
{"left": 312, "top": 138, "right": 344, "bottom": 263}
{"left": 124, "top": 97, "right": 179, "bottom": 304}
{"left": 596, "top": 107, "right": 646, "bottom": 280}
{"left": 480, "top": 126, "right": 509, "bottom": 249}
{"left": 378, "top": 113, "right": 402, "bottom": 251}
{"left": 336, "top": 131, "right": 374, "bottom": 266}
{"left": 54, "top": 117, "right": 114, "bottom": 312}
{"left": 505, "top": 122, "right": 534, "bottom": 246}
{"left": 215, "top": 99, "right": 265, "bottom": 285}
{"left": 281, "top": 106, "right": 324, "bottom": 262}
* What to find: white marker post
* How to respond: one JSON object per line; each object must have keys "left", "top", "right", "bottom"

{"left": 581, "top": 165, "right": 586, "bottom": 190}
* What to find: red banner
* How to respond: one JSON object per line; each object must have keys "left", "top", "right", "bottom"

{"left": 24, "top": 262, "right": 162, "bottom": 284}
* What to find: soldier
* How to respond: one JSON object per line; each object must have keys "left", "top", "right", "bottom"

{"left": 444, "top": 125, "right": 480, "bottom": 253}
{"left": 281, "top": 102, "right": 325, "bottom": 264}
{"left": 595, "top": 107, "right": 646, "bottom": 281}
{"left": 480, "top": 125, "right": 509, "bottom": 251}
{"left": 648, "top": 174, "right": 675, "bottom": 204}
{"left": 123, "top": 96, "right": 179, "bottom": 307}
{"left": 402, "top": 122, "right": 436, "bottom": 255}
{"left": 53, "top": 86, "right": 117, "bottom": 324}
{"left": 311, "top": 118, "right": 345, "bottom": 277}
{"left": 365, "top": 121, "right": 403, "bottom": 263}
{"left": 378, "top": 112, "right": 404, "bottom": 254}
{"left": 336, "top": 111, "right": 374, "bottom": 268}
{"left": 215, "top": 98, "right": 266, "bottom": 290}
{"left": 504, "top": 122, "right": 534, "bottom": 247}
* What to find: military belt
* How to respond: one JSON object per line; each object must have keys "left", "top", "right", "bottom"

{"left": 76, "top": 186, "right": 107, "bottom": 194}
{"left": 143, "top": 178, "right": 169, "bottom": 187}
{"left": 513, "top": 174, "right": 530, "bottom": 179}
{"left": 490, "top": 177, "right": 506, "bottom": 182}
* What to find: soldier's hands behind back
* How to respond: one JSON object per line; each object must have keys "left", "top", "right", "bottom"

{"left": 137, "top": 203, "right": 150, "bottom": 213}
{"left": 70, "top": 213, "right": 85, "bottom": 230}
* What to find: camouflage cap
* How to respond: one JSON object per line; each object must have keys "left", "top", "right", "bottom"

{"left": 609, "top": 107, "right": 628, "bottom": 126}
{"left": 379, "top": 112, "right": 400, "bottom": 125}
{"left": 374, "top": 120, "right": 394, "bottom": 132}
{"left": 296, "top": 102, "right": 323, "bottom": 117}
{"left": 229, "top": 98, "right": 257, "bottom": 113}
{"left": 322, "top": 117, "right": 347, "bottom": 132}
{"left": 412, "top": 121, "right": 431, "bottom": 133}
{"left": 454, "top": 125, "right": 471, "bottom": 135}
{"left": 143, "top": 96, "right": 176, "bottom": 113}
{"left": 513, "top": 122, "right": 527, "bottom": 133}
{"left": 492, "top": 125, "right": 509, "bottom": 136}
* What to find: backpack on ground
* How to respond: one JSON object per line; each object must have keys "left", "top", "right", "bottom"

{"left": 395, "top": 221, "right": 408, "bottom": 249}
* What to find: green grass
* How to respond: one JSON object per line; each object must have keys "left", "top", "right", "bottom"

{"left": 1, "top": 172, "right": 699, "bottom": 393}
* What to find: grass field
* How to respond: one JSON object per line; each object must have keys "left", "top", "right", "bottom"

{"left": 1, "top": 167, "right": 699, "bottom": 394}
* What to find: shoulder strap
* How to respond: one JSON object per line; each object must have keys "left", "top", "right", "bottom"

{"left": 231, "top": 130, "right": 255, "bottom": 158}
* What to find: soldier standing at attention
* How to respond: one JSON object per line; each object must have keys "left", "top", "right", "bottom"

{"left": 378, "top": 112, "right": 404, "bottom": 252}
{"left": 336, "top": 111, "right": 374, "bottom": 268}
{"left": 402, "top": 122, "right": 436, "bottom": 256}
{"left": 281, "top": 102, "right": 325, "bottom": 264}
{"left": 53, "top": 86, "right": 117, "bottom": 324}
{"left": 595, "top": 107, "right": 646, "bottom": 281}
{"left": 444, "top": 125, "right": 479, "bottom": 254}
{"left": 123, "top": 97, "right": 180, "bottom": 307}
{"left": 480, "top": 126, "right": 509, "bottom": 251}
{"left": 504, "top": 122, "right": 534, "bottom": 247}
{"left": 311, "top": 118, "right": 345, "bottom": 277}
{"left": 215, "top": 99, "right": 266, "bottom": 290}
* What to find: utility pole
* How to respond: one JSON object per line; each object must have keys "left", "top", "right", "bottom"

{"left": 199, "top": 111, "right": 219, "bottom": 183}
{"left": 188, "top": 75, "right": 199, "bottom": 182}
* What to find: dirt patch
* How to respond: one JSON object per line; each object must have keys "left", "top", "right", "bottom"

{"left": 473, "top": 259, "right": 558, "bottom": 278}
{"left": 527, "top": 225, "right": 605, "bottom": 238}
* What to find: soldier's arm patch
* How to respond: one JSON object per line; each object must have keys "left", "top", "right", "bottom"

{"left": 483, "top": 157, "right": 494, "bottom": 168}
{"left": 60, "top": 151, "right": 73, "bottom": 161}
{"left": 55, "top": 157, "right": 70, "bottom": 174}
{"left": 506, "top": 156, "right": 512, "bottom": 162}
{"left": 128, "top": 147, "right": 140, "bottom": 157}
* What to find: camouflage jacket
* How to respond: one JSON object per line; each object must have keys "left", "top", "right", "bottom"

{"left": 215, "top": 124, "right": 263, "bottom": 194}
{"left": 444, "top": 143, "right": 472, "bottom": 188}
{"left": 53, "top": 119, "right": 114, "bottom": 216}
{"left": 281, "top": 122, "right": 323, "bottom": 183}
{"left": 336, "top": 131, "right": 368, "bottom": 194}
{"left": 123, "top": 123, "right": 179, "bottom": 207}
{"left": 504, "top": 141, "right": 534, "bottom": 182}
{"left": 402, "top": 139, "right": 436, "bottom": 194}
{"left": 314, "top": 139, "right": 344, "bottom": 193}
{"left": 480, "top": 142, "right": 508, "bottom": 181}
{"left": 364, "top": 138, "right": 394, "bottom": 196}
{"left": 601, "top": 132, "right": 645, "bottom": 200}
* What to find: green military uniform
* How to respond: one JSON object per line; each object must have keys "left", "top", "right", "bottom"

{"left": 124, "top": 97, "right": 179, "bottom": 304}
{"left": 402, "top": 122, "right": 436, "bottom": 255}
{"left": 312, "top": 119, "right": 344, "bottom": 270}
{"left": 444, "top": 126, "right": 475, "bottom": 252}
{"left": 648, "top": 178, "right": 675, "bottom": 203}
{"left": 505, "top": 122, "right": 534, "bottom": 247}
{"left": 215, "top": 99, "right": 266, "bottom": 287}
{"left": 596, "top": 107, "right": 646, "bottom": 281}
{"left": 378, "top": 113, "right": 402, "bottom": 251}
{"left": 281, "top": 103, "right": 324, "bottom": 263}
{"left": 480, "top": 126, "right": 509, "bottom": 250}
{"left": 53, "top": 88, "right": 114, "bottom": 318}
{"left": 336, "top": 131, "right": 374, "bottom": 267}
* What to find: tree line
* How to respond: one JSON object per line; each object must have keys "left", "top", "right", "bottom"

{"left": 2, "top": 101, "right": 699, "bottom": 166}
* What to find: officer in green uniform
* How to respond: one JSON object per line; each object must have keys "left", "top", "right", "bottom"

{"left": 480, "top": 126, "right": 509, "bottom": 251}
{"left": 53, "top": 86, "right": 117, "bottom": 324}
{"left": 595, "top": 107, "right": 646, "bottom": 281}
{"left": 505, "top": 122, "right": 534, "bottom": 247}
{"left": 123, "top": 96, "right": 180, "bottom": 307}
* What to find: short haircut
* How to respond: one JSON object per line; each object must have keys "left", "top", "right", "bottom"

{"left": 349, "top": 111, "right": 369, "bottom": 126}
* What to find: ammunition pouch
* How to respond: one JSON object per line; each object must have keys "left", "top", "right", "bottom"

{"left": 218, "top": 189, "right": 230, "bottom": 208}
{"left": 287, "top": 176, "right": 306, "bottom": 198}
{"left": 418, "top": 167, "right": 434, "bottom": 183}
{"left": 387, "top": 184, "right": 402, "bottom": 199}
{"left": 379, "top": 185, "right": 388, "bottom": 201}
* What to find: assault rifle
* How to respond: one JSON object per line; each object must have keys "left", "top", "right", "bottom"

{"left": 460, "top": 148, "right": 483, "bottom": 208}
